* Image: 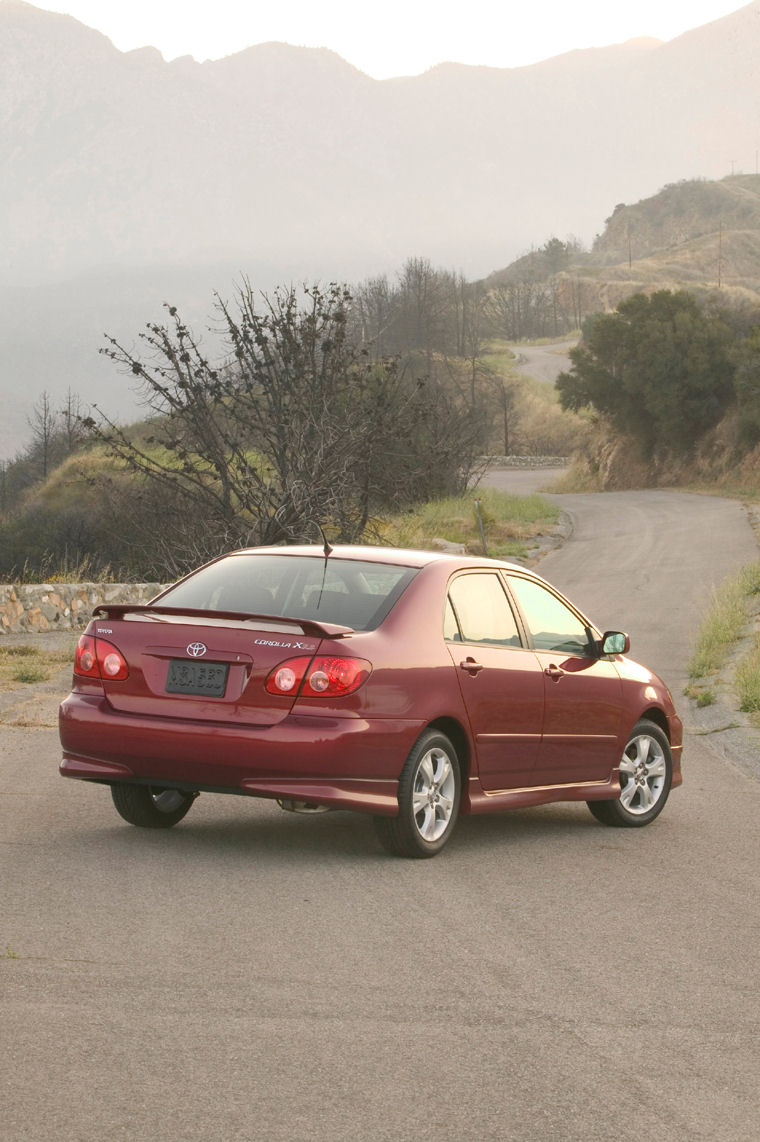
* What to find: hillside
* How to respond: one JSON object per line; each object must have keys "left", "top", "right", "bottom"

{"left": 593, "top": 176, "right": 760, "bottom": 265}
{"left": 3, "top": 1, "right": 760, "bottom": 455}
{"left": 564, "top": 175, "right": 760, "bottom": 310}
{"left": 481, "top": 176, "right": 760, "bottom": 317}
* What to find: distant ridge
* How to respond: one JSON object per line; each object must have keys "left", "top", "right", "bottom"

{"left": 1, "top": 1, "right": 760, "bottom": 455}
{"left": 3, "top": 1, "right": 760, "bottom": 283}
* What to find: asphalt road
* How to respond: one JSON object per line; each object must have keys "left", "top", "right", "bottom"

{"left": 510, "top": 341, "right": 574, "bottom": 385}
{"left": 2, "top": 482, "right": 759, "bottom": 1142}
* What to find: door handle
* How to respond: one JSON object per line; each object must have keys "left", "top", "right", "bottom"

{"left": 544, "top": 664, "right": 564, "bottom": 681}
{"left": 459, "top": 658, "right": 484, "bottom": 675}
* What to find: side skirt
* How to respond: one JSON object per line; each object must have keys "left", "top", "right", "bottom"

{"left": 464, "top": 772, "right": 620, "bottom": 815}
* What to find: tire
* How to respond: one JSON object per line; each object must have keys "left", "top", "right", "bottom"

{"left": 110, "top": 783, "right": 196, "bottom": 829}
{"left": 587, "top": 719, "right": 672, "bottom": 828}
{"left": 374, "top": 730, "right": 461, "bottom": 858}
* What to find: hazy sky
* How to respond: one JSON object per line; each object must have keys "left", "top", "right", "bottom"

{"left": 31, "top": 0, "right": 748, "bottom": 77}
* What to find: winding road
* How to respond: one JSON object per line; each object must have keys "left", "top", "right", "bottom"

{"left": 2, "top": 479, "right": 759, "bottom": 1141}
{"left": 510, "top": 339, "right": 575, "bottom": 384}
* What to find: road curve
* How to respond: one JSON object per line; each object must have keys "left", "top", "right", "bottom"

{"left": 510, "top": 340, "right": 575, "bottom": 385}
{"left": 2, "top": 480, "right": 759, "bottom": 1142}
{"left": 486, "top": 470, "right": 758, "bottom": 691}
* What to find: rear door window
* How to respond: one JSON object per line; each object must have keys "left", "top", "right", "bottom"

{"left": 446, "top": 574, "right": 523, "bottom": 647}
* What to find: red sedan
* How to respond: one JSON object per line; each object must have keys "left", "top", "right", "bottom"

{"left": 59, "top": 545, "right": 683, "bottom": 857}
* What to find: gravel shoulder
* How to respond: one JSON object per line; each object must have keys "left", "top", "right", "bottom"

{"left": 0, "top": 631, "right": 78, "bottom": 728}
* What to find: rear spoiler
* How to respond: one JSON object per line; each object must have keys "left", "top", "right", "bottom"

{"left": 91, "top": 604, "right": 355, "bottom": 639}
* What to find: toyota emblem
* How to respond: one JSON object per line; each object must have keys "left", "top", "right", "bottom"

{"left": 186, "top": 642, "right": 207, "bottom": 658}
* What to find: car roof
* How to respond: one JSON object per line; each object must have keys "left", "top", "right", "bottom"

{"left": 228, "top": 544, "right": 528, "bottom": 573}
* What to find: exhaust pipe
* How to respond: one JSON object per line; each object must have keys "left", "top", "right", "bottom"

{"left": 276, "top": 799, "right": 331, "bottom": 814}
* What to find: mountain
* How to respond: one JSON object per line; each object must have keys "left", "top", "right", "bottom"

{"left": 2, "top": 0, "right": 760, "bottom": 456}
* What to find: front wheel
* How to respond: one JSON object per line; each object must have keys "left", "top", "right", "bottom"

{"left": 587, "top": 719, "right": 672, "bottom": 828}
{"left": 110, "top": 784, "right": 196, "bottom": 829}
{"left": 374, "top": 730, "right": 461, "bottom": 858}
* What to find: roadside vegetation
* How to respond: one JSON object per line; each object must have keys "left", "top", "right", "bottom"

{"left": 685, "top": 561, "right": 760, "bottom": 715}
{"left": 378, "top": 487, "right": 560, "bottom": 561}
{"left": 0, "top": 261, "right": 585, "bottom": 583}
{"left": 0, "top": 484, "right": 562, "bottom": 584}
{"left": 2, "top": 181, "right": 760, "bottom": 582}
{"left": 0, "top": 643, "right": 73, "bottom": 691}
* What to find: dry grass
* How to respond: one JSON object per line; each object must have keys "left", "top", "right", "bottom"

{"left": 0, "top": 642, "right": 74, "bottom": 693}
{"left": 735, "top": 645, "right": 760, "bottom": 713}
{"left": 687, "top": 577, "right": 751, "bottom": 680}
{"left": 686, "top": 561, "right": 760, "bottom": 716}
{"left": 378, "top": 487, "right": 560, "bottom": 560}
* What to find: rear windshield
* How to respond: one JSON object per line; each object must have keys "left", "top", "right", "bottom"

{"left": 158, "top": 554, "right": 418, "bottom": 632}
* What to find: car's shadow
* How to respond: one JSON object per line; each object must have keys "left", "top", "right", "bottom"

{"left": 73, "top": 792, "right": 609, "bottom": 868}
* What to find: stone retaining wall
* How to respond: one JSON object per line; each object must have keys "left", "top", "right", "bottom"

{"left": 485, "top": 455, "right": 568, "bottom": 468}
{"left": 0, "top": 584, "right": 165, "bottom": 634}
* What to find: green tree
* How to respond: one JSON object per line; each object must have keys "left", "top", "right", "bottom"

{"left": 557, "top": 290, "right": 735, "bottom": 454}
{"left": 734, "top": 325, "right": 760, "bottom": 446}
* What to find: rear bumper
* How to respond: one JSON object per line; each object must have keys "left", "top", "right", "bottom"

{"left": 59, "top": 693, "right": 424, "bottom": 816}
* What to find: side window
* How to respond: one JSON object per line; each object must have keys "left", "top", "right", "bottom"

{"left": 506, "top": 575, "right": 594, "bottom": 656}
{"left": 447, "top": 574, "right": 522, "bottom": 647}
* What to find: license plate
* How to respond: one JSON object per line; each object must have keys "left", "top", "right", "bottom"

{"left": 166, "top": 659, "right": 229, "bottom": 697}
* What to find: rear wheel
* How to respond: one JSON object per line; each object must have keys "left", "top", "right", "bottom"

{"left": 110, "top": 784, "right": 196, "bottom": 829}
{"left": 374, "top": 730, "right": 461, "bottom": 858}
{"left": 587, "top": 719, "right": 672, "bottom": 827}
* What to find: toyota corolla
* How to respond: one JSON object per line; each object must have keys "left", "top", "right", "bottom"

{"left": 59, "top": 545, "right": 683, "bottom": 857}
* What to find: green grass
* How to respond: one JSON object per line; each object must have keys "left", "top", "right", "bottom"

{"left": 378, "top": 487, "right": 560, "bottom": 559}
{"left": 687, "top": 578, "right": 749, "bottom": 679}
{"left": 683, "top": 683, "right": 716, "bottom": 707}
{"left": 0, "top": 644, "right": 74, "bottom": 691}
{"left": 481, "top": 340, "right": 517, "bottom": 376}
{"left": 686, "top": 560, "right": 760, "bottom": 715}
{"left": 735, "top": 644, "right": 760, "bottom": 712}
{"left": 11, "top": 666, "right": 48, "bottom": 684}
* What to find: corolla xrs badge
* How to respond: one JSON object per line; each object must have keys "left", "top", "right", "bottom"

{"left": 186, "top": 642, "right": 207, "bottom": 658}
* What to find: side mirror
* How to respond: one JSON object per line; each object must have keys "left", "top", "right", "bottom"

{"left": 600, "top": 631, "right": 630, "bottom": 656}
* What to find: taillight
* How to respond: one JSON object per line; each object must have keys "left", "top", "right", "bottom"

{"left": 305, "top": 657, "right": 371, "bottom": 695}
{"left": 266, "top": 656, "right": 311, "bottom": 695}
{"left": 75, "top": 635, "right": 98, "bottom": 677}
{"left": 74, "top": 635, "right": 129, "bottom": 681}
{"left": 265, "top": 655, "right": 371, "bottom": 697}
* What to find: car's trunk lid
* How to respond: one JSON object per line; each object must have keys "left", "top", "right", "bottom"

{"left": 87, "top": 607, "right": 352, "bottom": 726}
